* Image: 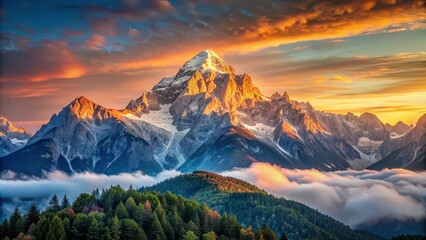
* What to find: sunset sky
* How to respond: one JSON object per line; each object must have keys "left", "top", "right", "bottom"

{"left": 1, "top": 0, "right": 425, "bottom": 133}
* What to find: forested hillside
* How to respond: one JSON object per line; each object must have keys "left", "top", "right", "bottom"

{"left": 147, "top": 171, "right": 384, "bottom": 240}
{"left": 0, "top": 186, "right": 281, "bottom": 240}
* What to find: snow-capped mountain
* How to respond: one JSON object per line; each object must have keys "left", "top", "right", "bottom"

{"left": 369, "top": 114, "right": 425, "bottom": 170}
{"left": 0, "top": 116, "right": 31, "bottom": 157}
{"left": 1, "top": 50, "right": 424, "bottom": 177}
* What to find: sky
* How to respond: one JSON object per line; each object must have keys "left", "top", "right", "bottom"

{"left": 0, "top": 0, "right": 425, "bottom": 133}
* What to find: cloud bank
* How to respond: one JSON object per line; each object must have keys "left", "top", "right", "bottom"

{"left": 0, "top": 170, "right": 180, "bottom": 199}
{"left": 222, "top": 163, "right": 426, "bottom": 228}
{"left": 0, "top": 170, "right": 180, "bottom": 220}
{"left": 1, "top": 165, "right": 425, "bottom": 230}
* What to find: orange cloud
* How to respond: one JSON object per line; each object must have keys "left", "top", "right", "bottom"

{"left": 331, "top": 75, "right": 352, "bottom": 82}
{"left": 1, "top": 41, "right": 86, "bottom": 82}
{"left": 86, "top": 34, "right": 107, "bottom": 50}
{"left": 29, "top": 66, "right": 86, "bottom": 82}
{"left": 4, "top": 87, "right": 60, "bottom": 98}
{"left": 313, "top": 76, "right": 351, "bottom": 83}
{"left": 53, "top": 0, "right": 422, "bottom": 77}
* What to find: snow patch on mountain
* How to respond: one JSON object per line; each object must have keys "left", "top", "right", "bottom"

{"left": 243, "top": 123, "right": 293, "bottom": 157}
{"left": 154, "top": 128, "right": 189, "bottom": 169}
{"left": 243, "top": 123, "right": 274, "bottom": 137}
{"left": 358, "top": 137, "right": 383, "bottom": 148}
{"left": 182, "top": 50, "right": 229, "bottom": 74}
{"left": 10, "top": 138, "right": 28, "bottom": 148}
{"left": 124, "top": 104, "right": 177, "bottom": 132}
{"left": 390, "top": 132, "right": 407, "bottom": 139}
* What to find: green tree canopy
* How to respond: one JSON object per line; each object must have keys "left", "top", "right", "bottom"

{"left": 183, "top": 231, "right": 199, "bottom": 240}
{"left": 203, "top": 231, "right": 218, "bottom": 240}
{"left": 47, "top": 216, "right": 66, "bottom": 240}
{"left": 115, "top": 202, "right": 128, "bottom": 219}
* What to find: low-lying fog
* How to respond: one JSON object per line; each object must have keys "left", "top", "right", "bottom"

{"left": 1, "top": 163, "right": 425, "bottom": 232}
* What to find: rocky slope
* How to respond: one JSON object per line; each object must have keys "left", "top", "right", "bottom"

{"left": 1, "top": 50, "right": 424, "bottom": 177}
{"left": 0, "top": 116, "right": 31, "bottom": 157}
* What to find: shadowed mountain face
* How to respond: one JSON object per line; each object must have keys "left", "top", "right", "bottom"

{"left": 146, "top": 171, "right": 384, "bottom": 240}
{"left": 369, "top": 114, "right": 426, "bottom": 171}
{"left": 1, "top": 50, "right": 424, "bottom": 177}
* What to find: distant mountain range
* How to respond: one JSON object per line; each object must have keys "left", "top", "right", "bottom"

{"left": 1, "top": 50, "right": 424, "bottom": 177}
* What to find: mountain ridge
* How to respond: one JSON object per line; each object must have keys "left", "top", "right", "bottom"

{"left": 1, "top": 49, "right": 424, "bottom": 177}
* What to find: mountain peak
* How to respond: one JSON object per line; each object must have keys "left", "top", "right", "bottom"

{"left": 359, "top": 112, "right": 382, "bottom": 123}
{"left": 68, "top": 96, "right": 98, "bottom": 111}
{"left": 181, "top": 49, "right": 229, "bottom": 74}
{"left": 73, "top": 96, "right": 92, "bottom": 104}
{"left": 270, "top": 92, "right": 281, "bottom": 100}
{"left": 0, "top": 115, "right": 31, "bottom": 137}
{"left": 67, "top": 96, "right": 121, "bottom": 120}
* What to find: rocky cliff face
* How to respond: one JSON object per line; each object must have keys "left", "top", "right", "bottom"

{"left": 1, "top": 50, "right": 424, "bottom": 177}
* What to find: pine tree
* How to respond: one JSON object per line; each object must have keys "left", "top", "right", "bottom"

{"left": 185, "top": 220, "right": 199, "bottom": 237}
{"left": 169, "top": 208, "right": 185, "bottom": 239}
{"left": 62, "top": 217, "right": 73, "bottom": 239}
{"left": 110, "top": 216, "right": 120, "bottom": 240}
{"left": 125, "top": 196, "right": 137, "bottom": 218}
{"left": 49, "top": 194, "right": 60, "bottom": 211}
{"left": 61, "top": 194, "right": 71, "bottom": 209}
{"left": 159, "top": 210, "right": 174, "bottom": 240}
{"left": 87, "top": 218, "right": 100, "bottom": 240}
{"left": 150, "top": 212, "right": 167, "bottom": 240}
{"left": 221, "top": 214, "right": 240, "bottom": 240}
{"left": 121, "top": 219, "right": 145, "bottom": 240}
{"left": 47, "top": 216, "right": 66, "bottom": 240}
{"left": 92, "top": 188, "right": 100, "bottom": 199}
{"left": 99, "top": 225, "right": 113, "bottom": 240}
{"left": 1, "top": 219, "right": 9, "bottom": 238}
{"left": 115, "top": 202, "right": 128, "bottom": 219}
{"left": 9, "top": 208, "right": 23, "bottom": 238}
{"left": 134, "top": 203, "right": 145, "bottom": 227}
{"left": 35, "top": 217, "right": 50, "bottom": 240}
{"left": 24, "top": 204, "right": 40, "bottom": 233}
